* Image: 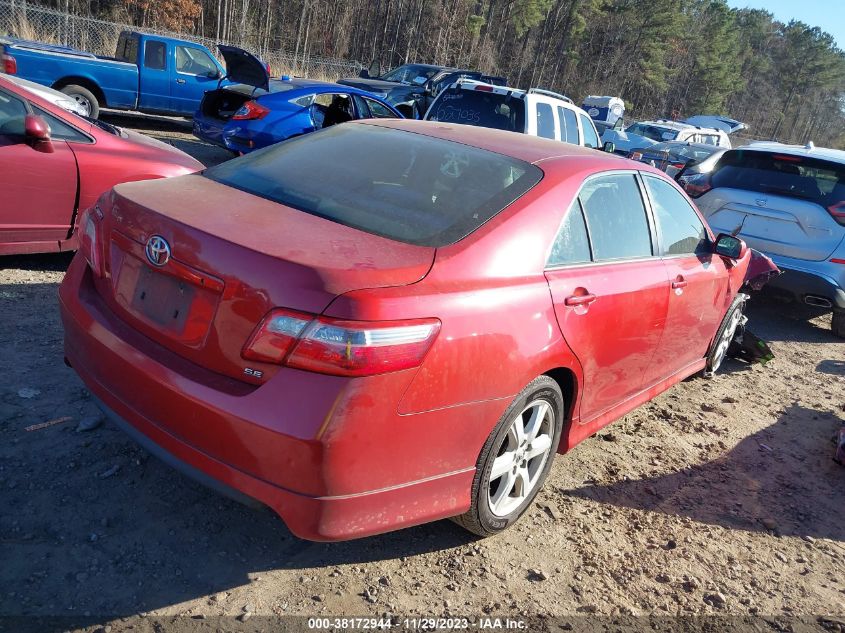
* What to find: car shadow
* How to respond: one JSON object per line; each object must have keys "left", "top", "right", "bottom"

{"left": 563, "top": 403, "right": 845, "bottom": 541}
{"left": 0, "top": 252, "right": 73, "bottom": 272}
{"left": 744, "top": 293, "right": 836, "bottom": 344}
{"left": 817, "top": 359, "right": 845, "bottom": 376}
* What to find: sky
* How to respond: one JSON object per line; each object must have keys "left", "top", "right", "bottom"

{"left": 726, "top": 0, "right": 845, "bottom": 50}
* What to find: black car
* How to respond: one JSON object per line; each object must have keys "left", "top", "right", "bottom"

{"left": 338, "top": 62, "right": 506, "bottom": 119}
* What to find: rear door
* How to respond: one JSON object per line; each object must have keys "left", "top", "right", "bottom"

{"left": 642, "top": 174, "right": 727, "bottom": 377}
{"left": 138, "top": 38, "right": 171, "bottom": 112}
{"left": 0, "top": 88, "right": 77, "bottom": 250}
{"left": 544, "top": 172, "right": 669, "bottom": 423}
{"left": 171, "top": 44, "right": 221, "bottom": 114}
{"left": 699, "top": 150, "right": 845, "bottom": 262}
{"left": 557, "top": 105, "right": 580, "bottom": 146}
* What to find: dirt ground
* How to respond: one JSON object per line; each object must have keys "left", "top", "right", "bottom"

{"left": 1, "top": 117, "right": 845, "bottom": 633}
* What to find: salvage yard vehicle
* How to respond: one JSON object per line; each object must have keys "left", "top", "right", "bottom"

{"left": 687, "top": 142, "right": 845, "bottom": 337}
{"left": 0, "top": 74, "right": 202, "bottom": 256}
{"left": 60, "top": 119, "right": 751, "bottom": 541}
{"left": 603, "top": 119, "right": 732, "bottom": 155}
{"left": 338, "top": 62, "right": 505, "bottom": 119}
{"left": 194, "top": 48, "right": 401, "bottom": 154}
{"left": 628, "top": 141, "right": 726, "bottom": 179}
{"left": 1, "top": 31, "right": 228, "bottom": 118}
{"left": 424, "top": 80, "right": 603, "bottom": 149}
{"left": 4, "top": 73, "right": 88, "bottom": 116}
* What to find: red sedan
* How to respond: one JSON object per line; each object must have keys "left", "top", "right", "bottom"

{"left": 59, "top": 119, "right": 751, "bottom": 541}
{"left": 0, "top": 74, "right": 202, "bottom": 256}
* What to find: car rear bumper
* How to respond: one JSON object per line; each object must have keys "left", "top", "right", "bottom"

{"left": 58, "top": 255, "right": 480, "bottom": 540}
{"left": 766, "top": 255, "right": 845, "bottom": 310}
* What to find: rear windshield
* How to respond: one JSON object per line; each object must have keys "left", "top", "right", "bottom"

{"left": 643, "top": 144, "right": 716, "bottom": 162}
{"left": 426, "top": 88, "right": 526, "bottom": 133}
{"left": 204, "top": 124, "right": 542, "bottom": 247}
{"left": 712, "top": 150, "right": 845, "bottom": 207}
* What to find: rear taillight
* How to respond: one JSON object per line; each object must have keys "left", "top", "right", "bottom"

{"left": 1, "top": 52, "right": 16, "bottom": 74}
{"left": 827, "top": 201, "right": 845, "bottom": 227}
{"left": 679, "top": 172, "right": 712, "bottom": 198}
{"left": 243, "top": 309, "right": 440, "bottom": 377}
{"left": 474, "top": 85, "right": 494, "bottom": 92}
{"left": 78, "top": 205, "right": 104, "bottom": 276}
{"left": 232, "top": 100, "right": 269, "bottom": 120}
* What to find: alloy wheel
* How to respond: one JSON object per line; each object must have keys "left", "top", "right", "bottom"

{"left": 487, "top": 398, "right": 554, "bottom": 517}
{"left": 711, "top": 307, "right": 743, "bottom": 373}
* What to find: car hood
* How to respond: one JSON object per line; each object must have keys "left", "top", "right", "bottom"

{"left": 337, "top": 77, "right": 400, "bottom": 95}
{"left": 682, "top": 115, "right": 747, "bottom": 134}
{"left": 218, "top": 45, "right": 269, "bottom": 92}
{"left": 118, "top": 128, "right": 204, "bottom": 173}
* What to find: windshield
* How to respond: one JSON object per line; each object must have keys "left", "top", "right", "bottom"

{"left": 625, "top": 123, "right": 678, "bottom": 142}
{"left": 380, "top": 64, "right": 440, "bottom": 85}
{"left": 643, "top": 144, "right": 717, "bottom": 162}
{"left": 426, "top": 88, "right": 525, "bottom": 133}
{"left": 712, "top": 149, "right": 845, "bottom": 207}
{"left": 85, "top": 116, "right": 121, "bottom": 136}
{"left": 204, "top": 124, "right": 542, "bottom": 247}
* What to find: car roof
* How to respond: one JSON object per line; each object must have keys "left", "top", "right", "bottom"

{"left": 354, "top": 118, "right": 635, "bottom": 167}
{"left": 740, "top": 142, "right": 845, "bottom": 164}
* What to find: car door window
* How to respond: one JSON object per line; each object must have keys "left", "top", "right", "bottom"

{"left": 311, "top": 93, "right": 354, "bottom": 129}
{"left": 535, "top": 102, "right": 556, "bottom": 140}
{"left": 364, "top": 98, "right": 395, "bottom": 119}
{"left": 0, "top": 90, "right": 27, "bottom": 136}
{"left": 578, "top": 113, "right": 600, "bottom": 148}
{"left": 557, "top": 106, "right": 579, "bottom": 145}
{"left": 643, "top": 175, "right": 708, "bottom": 255}
{"left": 32, "top": 106, "right": 90, "bottom": 143}
{"left": 144, "top": 40, "right": 167, "bottom": 70}
{"left": 175, "top": 46, "right": 218, "bottom": 76}
{"left": 548, "top": 199, "right": 592, "bottom": 266}
{"left": 579, "top": 173, "right": 653, "bottom": 260}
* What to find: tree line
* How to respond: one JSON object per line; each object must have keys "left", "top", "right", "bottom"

{"left": 34, "top": 0, "right": 845, "bottom": 146}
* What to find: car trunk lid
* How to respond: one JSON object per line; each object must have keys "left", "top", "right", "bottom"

{"left": 217, "top": 44, "right": 269, "bottom": 92}
{"left": 99, "top": 175, "right": 435, "bottom": 383}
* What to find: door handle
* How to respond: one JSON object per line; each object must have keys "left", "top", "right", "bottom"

{"left": 564, "top": 293, "right": 597, "bottom": 307}
{"left": 176, "top": 78, "right": 186, "bottom": 84}
{"left": 671, "top": 280, "right": 688, "bottom": 289}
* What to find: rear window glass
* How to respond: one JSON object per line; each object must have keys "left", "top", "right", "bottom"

{"left": 626, "top": 123, "right": 678, "bottom": 142}
{"left": 712, "top": 150, "right": 845, "bottom": 207}
{"left": 427, "top": 89, "right": 525, "bottom": 133}
{"left": 204, "top": 124, "right": 542, "bottom": 247}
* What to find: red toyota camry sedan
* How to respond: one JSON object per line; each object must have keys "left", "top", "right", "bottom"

{"left": 59, "top": 119, "right": 750, "bottom": 541}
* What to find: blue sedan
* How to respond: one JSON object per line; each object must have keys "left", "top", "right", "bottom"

{"left": 194, "top": 75, "right": 403, "bottom": 154}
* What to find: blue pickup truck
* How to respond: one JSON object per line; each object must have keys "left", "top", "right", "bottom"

{"left": 0, "top": 31, "right": 228, "bottom": 118}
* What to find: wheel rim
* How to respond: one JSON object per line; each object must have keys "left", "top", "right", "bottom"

{"left": 711, "top": 308, "right": 743, "bottom": 372}
{"left": 70, "top": 94, "right": 92, "bottom": 117}
{"left": 487, "top": 399, "right": 554, "bottom": 518}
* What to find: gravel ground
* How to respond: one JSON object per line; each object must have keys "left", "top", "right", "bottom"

{"left": 1, "top": 117, "right": 844, "bottom": 633}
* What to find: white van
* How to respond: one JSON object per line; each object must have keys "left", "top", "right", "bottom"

{"left": 423, "top": 80, "right": 603, "bottom": 149}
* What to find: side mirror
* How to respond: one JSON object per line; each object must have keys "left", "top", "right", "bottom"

{"left": 24, "top": 114, "right": 53, "bottom": 153}
{"left": 207, "top": 69, "right": 222, "bottom": 79}
{"left": 358, "top": 68, "right": 369, "bottom": 79}
{"left": 602, "top": 141, "right": 615, "bottom": 154}
{"left": 367, "top": 59, "right": 381, "bottom": 78}
{"left": 714, "top": 233, "right": 747, "bottom": 260}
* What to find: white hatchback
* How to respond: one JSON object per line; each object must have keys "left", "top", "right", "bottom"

{"left": 423, "top": 79, "right": 603, "bottom": 149}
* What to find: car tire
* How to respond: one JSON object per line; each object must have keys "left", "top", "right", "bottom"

{"left": 60, "top": 85, "right": 99, "bottom": 119}
{"left": 832, "top": 309, "right": 845, "bottom": 339}
{"left": 705, "top": 295, "right": 746, "bottom": 376}
{"left": 451, "top": 375, "right": 564, "bottom": 537}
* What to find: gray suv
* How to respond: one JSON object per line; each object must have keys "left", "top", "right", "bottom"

{"left": 684, "top": 143, "right": 845, "bottom": 337}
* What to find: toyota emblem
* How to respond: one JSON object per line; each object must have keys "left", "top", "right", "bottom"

{"left": 145, "top": 235, "right": 171, "bottom": 267}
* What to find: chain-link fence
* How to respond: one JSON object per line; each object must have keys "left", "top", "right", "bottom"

{"left": 0, "top": 0, "right": 362, "bottom": 80}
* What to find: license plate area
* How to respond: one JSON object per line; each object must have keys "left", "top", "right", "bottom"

{"left": 131, "top": 266, "right": 195, "bottom": 332}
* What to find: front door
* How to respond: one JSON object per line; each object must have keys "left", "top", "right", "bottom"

{"left": 0, "top": 89, "right": 77, "bottom": 251}
{"left": 641, "top": 174, "right": 729, "bottom": 377}
{"left": 544, "top": 173, "right": 669, "bottom": 423}
{"left": 171, "top": 45, "right": 222, "bottom": 115}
